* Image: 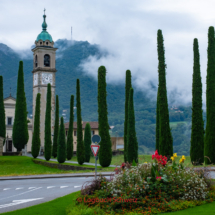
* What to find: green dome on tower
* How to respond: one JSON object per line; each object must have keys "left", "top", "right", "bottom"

{"left": 36, "top": 10, "right": 53, "bottom": 42}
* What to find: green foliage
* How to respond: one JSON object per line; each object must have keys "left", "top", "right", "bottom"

{"left": 157, "top": 29, "right": 173, "bottom": 157}
{"left": 12, "top": 61, "right": 28, "bottom": 151}
{"left": 127, "top": 88, "right": 138, "bottom": 163}
{"left": 190, "top": 38, "right": 204, "bottom": 165}
{"left": 67, "top": 95, "right": 74, "bottom": 160}
{"left": 57, "top": 117, "right": 66, "bottom": 163}
{"left": 52, "top": 95, "right": 59, "bottom": 158}
{"left": 205, "top": 26, "right": 215, "bottom": 165}
{"left": 84, "top": 123, "right": 92, "bottom": 162}
{"left": 0, "top": 76, "right": 5, "bottom": 144}
{"left": 76, "top": 79, "right": 85, "bottom": 165}
{"left": 31, "top": 93, "right": 41, "bottom": 158}
{"left": 44, "top": 83, "right": 52, "bottom": 161}
{"left": 97, "top": 66, "right": 112, "bottom": 167}
{"left": 156, "top": 92, "right": 160, "bottom": 152}
{"left": 124, "top": 70, "right": 132, "bottom": 162}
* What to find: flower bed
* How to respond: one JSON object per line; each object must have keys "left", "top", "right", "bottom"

{"left": 73, "top": 151, "right": 215, "bottom": 214}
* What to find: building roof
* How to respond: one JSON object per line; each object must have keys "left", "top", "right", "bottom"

{"left": 64, "top": 121, "right": 99, "bottom": 129}
{"left": 4, "top": 95, "right": 16, "bottom": 102}
{"left": 36, "top": 12, "right": 53, "bottom": 42}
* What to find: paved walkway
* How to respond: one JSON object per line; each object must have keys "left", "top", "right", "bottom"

{"left": 25, "top": 153, "right": 118, "bottom": 167}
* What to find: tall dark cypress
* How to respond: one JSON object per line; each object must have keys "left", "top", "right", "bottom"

{"left": 124, "top": 70, "right": 132, "bottom": 162}
{"left": 57, "top": 117, "right": 66, "bottom": 163}
{"left": 157, "top": 30, "right": 173, "bottom": 157}
{"left": 31, "top": 93, "right": 41, "bottom": 158}
{"left": 44, "top": 83, "right": 52, "bottom": 161}
{"left": 205, "top": 27, "right": 215, "bottom": 164}
{"left": 98, "top": 66, "right": 112, "bottom": 167}
{"left": 12, "top": 61, "right": 28, "bottom": 152}
{"left": 155, "top": 92, "right": 160, "bottom": 152}
{"left": 67, "top": 95, "right": 74, "bottom": 160}
{"left": 76, "top": 79, "right": 85, "bottom": 165}
{"left": 52, "top": 95, "right": 59, "bottom": 158}
{"left": 190, "top": 38, "right": 204, "bottom": 164}
{"left": 84, "top": 123, "right": 92, "bottom": 162}
{"left": 127, "top": 88, "right": 138, "bottom": 163}
{"left": 0, "top": 76, "right": 6, "bottom": 144}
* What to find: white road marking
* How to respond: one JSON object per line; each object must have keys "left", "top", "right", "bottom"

{"left": 74, "top": 186, "right": 81, "bottom": 188}
{"left": 0, "top": 198, "right": 43, "bottom": 209}
{"left": 47, "top": 186, "right": 55, "bottom": 189}
{"left": 28, "top": 187, "right": 36, "bottom": 189}
{"left": 0, "top": 187, "right": 42, "bottom": 201}
{"left": 60, "top": 186, "right": 68, "bottom": 188}
{"left": 3, "top": 188, "right": 11, "bottom": 191}
{"left": 15, "top": 188, "right": 24, "bottom": 190}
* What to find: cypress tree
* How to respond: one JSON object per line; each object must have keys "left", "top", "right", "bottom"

{"left": 0, "top": 76, "right": 6, "bottom": 144}
{"left": 124, "top": 70, "right": 132, "bottom": 162}
{"left": 52, "top": 95, "right": 59, "bottom": 158}
{"left": 127, "top": 88, "right": 138, "bottom": 163}
{"left": 190, "top": 38, "right": 204, "bottom": 164}
{"left": 155, "top": 92, "right": 160, "bottom": 152}
{"left": 157, "top": 30, "right": 173, "bottom": 157}
{"left": 44, "top": 83, "right": 52, "bottom": 161}
{"left": 205, "top": 26, "right": 215, "bottom": 164}
{"left": 84, "top": 123, "right": 92, "bottom": 162}
{"left": 12, "top": 61, "right": 28, "bottom": 152}
{"left": 76, "top": 79, "right": 85, "bottom": 165}
{"left": 67, "top": 95, "right": 74, "bottom": 160}
{"left": 98, "top": 66, "right": 112, "bottom": 167}
{"left": 57, "top": 117, "right": 66, "bottom": 163}
{"left": 31, "top": 93, "right": 41, "bottom": 158}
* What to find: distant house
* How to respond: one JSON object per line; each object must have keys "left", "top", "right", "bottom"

{"left": 64, "top": 121, "right": 124, "bottom": 151}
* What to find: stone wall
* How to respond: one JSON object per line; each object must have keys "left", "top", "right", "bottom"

{"left": 32, "top": 159, "right": 96, "bottom": 171}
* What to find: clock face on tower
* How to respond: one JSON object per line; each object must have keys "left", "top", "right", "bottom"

{"left": 34, "top": 73, "right": 38, "bottom": 86}
{"left": 42, "top": 73, "right": 53, "bottom": 85}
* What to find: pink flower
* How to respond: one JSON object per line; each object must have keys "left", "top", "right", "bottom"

{"left": 156, "top": 176, "right": 162, "bottom": 180}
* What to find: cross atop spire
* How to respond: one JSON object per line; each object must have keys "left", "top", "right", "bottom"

{"left": 44, "top": 8, "right": 46, "bottom": 15}
{"left": 10, "top": 87, "right": 11, "bottom": 96}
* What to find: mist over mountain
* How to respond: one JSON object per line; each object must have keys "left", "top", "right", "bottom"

{"left": 0, "top": 39, "right": 200, "bottom": 155}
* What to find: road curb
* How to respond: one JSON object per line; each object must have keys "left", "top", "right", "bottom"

{"left": 0, "top": 172, "right": 114, "bottom": 181}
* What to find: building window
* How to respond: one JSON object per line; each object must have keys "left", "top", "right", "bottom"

{"left": 7, "top": 117, "right": 12, "bottom": 125}
{"left": 91, "top": 130, "right": 95, "bottom": 136}
{"left": 66, "top": 130, "right": 68, "bottom": 136}
{"left": 74, "top": 130, "right": 77, "bottom": 136}
{"left": 44, "top": 54, "right": 50, "bottom": 67}
{"left": 35, "top": 55, "right": 38, "bottom": 67}
{"left": 46, "top": 42, "right": 48, "bottom": 45}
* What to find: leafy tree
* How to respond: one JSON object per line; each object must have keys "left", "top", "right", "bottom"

{"left": 76, "top": 79, "right": 85, "bottom": 165}
{"left": 127, "top": 88, "right": 138, "bottom": 163}
{"left": 0, "top": 76, "right": 5, "bottom": 144}
{"left": 67, "top": 95, "right": 74, "bottom": 160}
{"left": 190, "top": 38, "right": 204, "bottom": 164}
{"left": 156, "top": 92, "right": 160, "bottom": 152}
{"left": 205, "top": 26, "right": 215, "bottom": 164}
{"left": 31, "top": 93, "right": 41, "bottom": 158}
{"left": 124, "top": 70, "right": 132, "bottom": 162}
{"left": 84, "top": 123, "right": 92, "bottom": 162}
{"left": 98, "top": 66, "right": 112, "bottom": 167}
{"left": 44, "top": 83, "right": 52, "bottom": 161}
{"left": 157, "top": 30, "right": 173, "bottom": 157}
{"left": 57, "top": 117, "right": 66, "bottom": 163}
{"left": 52, "top": 95, "right": 59, "bottom": 158}
{"left": 12, "top": 61, "right": 28, "bottom": 152}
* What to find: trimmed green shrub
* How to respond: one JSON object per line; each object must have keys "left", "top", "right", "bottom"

{"left": 0, "top": 76, "right": 5, "bottom": 144}
{"left": 57, "top": 117, "right": 66, "bottom": 163}
{"left": 84, "top": 123, "right": 91, "bottom": 162}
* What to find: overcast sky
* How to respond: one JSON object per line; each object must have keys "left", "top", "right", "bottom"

{"left": 0, "top": 0, "right": 215, "bottom": 105}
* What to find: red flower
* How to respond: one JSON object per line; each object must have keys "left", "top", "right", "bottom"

{"left": 156, "top": 176, "right": 162, "bottom": 180}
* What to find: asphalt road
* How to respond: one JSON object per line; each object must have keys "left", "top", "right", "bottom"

{"left": 0, "top": 176, "right": 108, "bottom": 214}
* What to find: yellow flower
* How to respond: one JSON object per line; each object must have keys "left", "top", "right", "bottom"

{"left": 144, "top": 162, "right": 147, "bottom": 164}
{"left": 173, "top": 153, "right": 177, "bottom": 158}
{"left": 179, "top": 159, "right": 183, "bottom": 163}
{"left": 170, "top": 156, "right": 174, "bottom": 161}
{"left": 182, "top": 155, "right": 185, "bottom": 160}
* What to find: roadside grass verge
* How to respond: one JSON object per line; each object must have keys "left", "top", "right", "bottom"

{"left": 0, "top": 191, "right": 80, "bottom": 215}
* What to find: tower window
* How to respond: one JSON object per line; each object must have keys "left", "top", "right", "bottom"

{"left": 46, "top": 42, "right": 48, "bottom": 45}
{"left": 35, "top": 55, "right": 38, "bottom": 67}
{"left": 44, "top": 54, "right": 50, "bottom": 67}
{"left": 40, "top": 42, "right": 42, "bottom": 45}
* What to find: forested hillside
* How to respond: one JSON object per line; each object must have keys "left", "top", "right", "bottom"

{"left": 0, "top": 40, "right": 205, "bottom": 155}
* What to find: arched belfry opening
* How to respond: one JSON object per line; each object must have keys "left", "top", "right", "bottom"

{"left": 44, "top": 54, "right": 50, "bottom": 67}
{"left": 35, "top": 55, "right": 38, "bottom": 67}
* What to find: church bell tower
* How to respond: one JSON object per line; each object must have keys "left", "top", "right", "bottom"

{"left": 32, "top": 10, "right": 57, "bottom": 150}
